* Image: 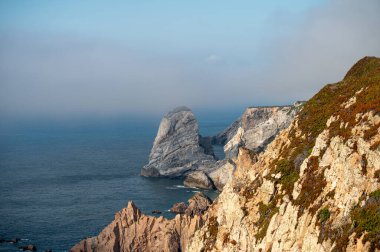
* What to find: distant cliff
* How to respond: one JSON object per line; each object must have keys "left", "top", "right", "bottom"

{"left": 141, "top": 103, "right": 302, "bottom": 190}
{"left": 213, "top": 102, "right": 304, "bottom": 159}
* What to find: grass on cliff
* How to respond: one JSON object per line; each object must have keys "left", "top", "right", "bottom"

{"left": 319, "top": 189, "right": 380, "bottom": 251}
{"left": 269, "top": 57, "right": 380, "bottom": 197}
{"left": 254, "top": 202, "right": 279, "bottom": 241}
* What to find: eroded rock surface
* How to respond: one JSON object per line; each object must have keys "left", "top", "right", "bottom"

{"left": 187, "top": 56, "right": 380, "bottom": 252}
{"left": 214, "top": 102, "right": 303, "bottom": 159}
{"left": 141, "top": 106, "right": 215, "bottom": 178}
{"left": 71, "top": 192, "right": 212, "bottom": 252}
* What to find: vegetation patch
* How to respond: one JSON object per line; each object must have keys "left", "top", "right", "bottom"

{"left": 265, "top": 56, "right": 379, "bottom": 207}
{"left": 361, "top": 154, "right": 368, "bottom": 174}
{"left": 254, "top": 201, "right": 279, "bottom": 242}
{"left": 202, "top": 216, "right": 219, "bottom": 252}
{"left": 318, "top": 208, "right": 331, "bottom": 223}
{"left": 294, "top": 157, "right": 327, "bottom": 216}
{"left": 318, "top": 189, "right": 380, "bottom": 251}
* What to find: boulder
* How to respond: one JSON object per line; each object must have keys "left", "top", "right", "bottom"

{"left": 170, "top": 202, "right": 188, "bottom": 214}
{"left": 185, "top": 192, "right": 212, "bottom": 217}
{"left": 141, "top": 106, "right": 216, "bottom": 178}
{"left": 184, "top": 171, "right": 214, "bottom": 189}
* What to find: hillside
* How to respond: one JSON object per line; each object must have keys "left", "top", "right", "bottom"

{"left": 188, "top": 56, "right": 380, "bottom": 251}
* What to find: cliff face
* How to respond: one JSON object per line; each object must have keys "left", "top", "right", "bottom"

{"left": 213, "top": 102, "right": 303, "bottom": 159}
{"left": 141, "top": 106, "right": 215, "bottom": 178}
{"left": 187, "top": 56, "right": 380, "bottom": 251}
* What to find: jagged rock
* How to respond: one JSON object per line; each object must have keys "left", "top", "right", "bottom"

{"left": 141, "top": 106, "right": 215, "bottom": 178}
{"left": 185, "top": 192, "right": 212, "bottom": 217}
{"left": 213, "top": 102, "right": 303, "bottom": 159}
{"left": 184, "top": 171, "right": 214, "bottom": 189}
{"left": 170, "top": 202, "right": 188, "bottom": 214}
{"left": 71, "top": 192, "right": 212, "bottom": 252}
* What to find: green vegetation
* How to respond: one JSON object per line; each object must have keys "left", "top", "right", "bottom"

{"left": 294, "top": 157, "right": 327, "bottom": 216}
{"left": 202, "top": 216, "right": 219, "bottom": 252}
{"left": 369, "top": 189, "right": 380, "bottom": 199}
{"left": 274, "top": 159, "right": 299, "bottom": 194}
{"left": 255, "top": 202, "right": 279, "bottom": 241}
{"left": 319, "top": 189, "right": 380, "bottom": 251}
{"left": 267, "top": 57, "right": 380, "bottom": 200}
{"left": 318, "top": 208, "right": 330, "bottom": 223}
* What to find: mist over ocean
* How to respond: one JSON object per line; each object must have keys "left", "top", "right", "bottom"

{"left": 0, "top": 111, "right": 238, "bottom": 252}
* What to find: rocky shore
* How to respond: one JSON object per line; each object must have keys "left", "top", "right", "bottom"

{"left": 70, "top": 192, "right": 212, "bottom": 252}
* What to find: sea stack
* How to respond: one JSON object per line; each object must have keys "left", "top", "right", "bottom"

{"left": 141, "top": 106, "right": 216, "bottom": 178}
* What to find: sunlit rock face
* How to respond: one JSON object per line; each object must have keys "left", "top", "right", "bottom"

{"left": 141, "top": 106, "right": 216, "bottom": 178}
{"left": 214, "top": 102, "right": 303, "bottom": 160}
{"left": 187, "top": 57, "right": 380, "bottom": 252}
{"left": 70, "top": 192, "right": 212, "bottom": 252}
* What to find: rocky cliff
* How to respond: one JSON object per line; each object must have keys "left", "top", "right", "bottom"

{"left": 141, "top": 106, "right": 216, "bottom": 178}
{"left": 70, "top": 192, "right": 212, "bottom": 252}
{"left": 187, "top": 56, "right": 380, "bottom": 251}
{"left": 72, "top": 56, "right": 380, "bottom": 252}
{"left": 183, "top": 103, "right": 302, "bottom": 190}
{"left": 213, "top": 102, "right": 303, "bottom": 159}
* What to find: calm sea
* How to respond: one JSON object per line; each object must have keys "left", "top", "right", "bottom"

{"left": 0, "top": 112, "right": 238, "bottom": 252}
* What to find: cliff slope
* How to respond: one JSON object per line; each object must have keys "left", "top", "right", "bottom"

{"left": 188, "top": 56, "right": 380, "bottom": 251}
{"left": 212, "top": 102, "right": 303, "bottom": 159}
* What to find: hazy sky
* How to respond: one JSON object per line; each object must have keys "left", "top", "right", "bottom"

{"left": 1, "top": 0, "right": 379, "bottom": 118}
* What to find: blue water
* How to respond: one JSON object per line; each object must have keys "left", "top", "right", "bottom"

{"left": 0, "top": 114, "right": 235, "bottom": 252}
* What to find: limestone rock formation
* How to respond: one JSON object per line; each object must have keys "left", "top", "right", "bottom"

{"left": 70, "top": 192, "right": 212, "bottom": 252}
{"left": 141, "top": 106, "right": 216, "bottom": 178}
{"left": 213, "top": 102, "right": 303, "bottom": 159}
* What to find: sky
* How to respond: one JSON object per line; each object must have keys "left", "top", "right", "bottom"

{"left": 0, "top": 0, "right": 379, "bottom": 119}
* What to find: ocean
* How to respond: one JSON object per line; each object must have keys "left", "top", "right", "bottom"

{"left": 0, "top": 112, "right": 238, "bottom": 252}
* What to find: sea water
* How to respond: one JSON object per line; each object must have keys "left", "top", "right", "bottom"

{"left": 0, "top": 112, "right": 237, "bottom": 252}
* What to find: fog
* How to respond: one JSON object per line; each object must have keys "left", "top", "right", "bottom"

{"left": 0, "top": 0, "right": 379, "bottom": 119}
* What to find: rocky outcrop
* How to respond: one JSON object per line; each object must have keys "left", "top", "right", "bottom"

{"left": 141, "top": 103, "right": 301, "bottom": 190}
{"left": 141, "top": 106, "right": 216, "bottom": 178}
{"left": 213, "top": 102, "right": 303, "bottom": 159}
{"left": 170, "top": 202, "right": 188, "bottom": 214}
{"left": 71, "top": 192, "right": 212, "bottom": 252}
{"left": 183, "top": 103, "right": 301, "bottom": 190}
{"left": 187, "top": 56, "right": 380, "bottom": 252}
